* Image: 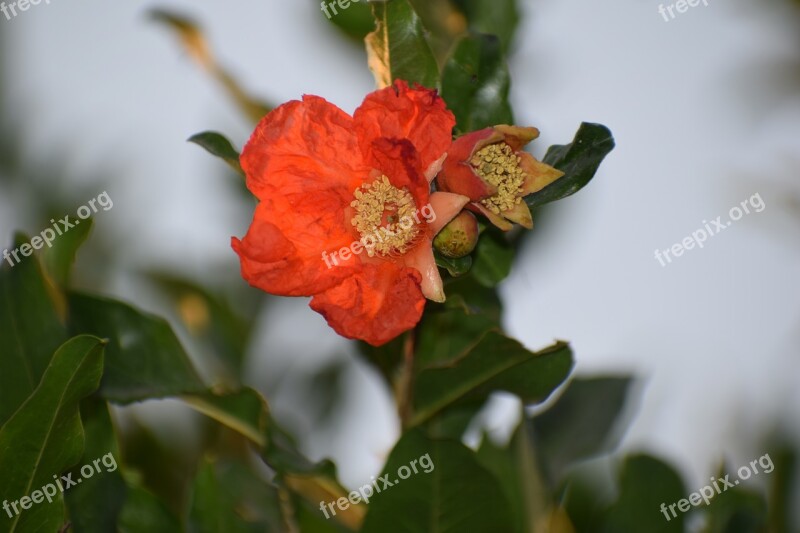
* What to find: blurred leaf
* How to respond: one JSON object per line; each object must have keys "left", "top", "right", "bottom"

{"left": 0, "top": 336, "right": 105, "bottom": 533}
{"left": 477, "top": 423, "right": 560, "bottom": 533}
{"left": 150, "top": 9, "right": 272, "bottom": 123}
{"left": 360, "top": 429, "right": 514, "bottom": 532}
{"left": 188, "top": 458, "right": 285, "bottom": 533}
{"left": 188, "top": 132, "right": 244, "bottom": 176}
{"left": 365, "top": 0, "right": 440, "bottom": 89}
{"left": 434, "top": 250, "right": 473, "bottom": 277}
{"left": 148, "top": 272, "right": 255, "bottom": 380}
{"left": 68, "top": 292, "right": 207, "bottom": 403}
{"left": 526, "top": 123, "right": 615, "bottom": 211}
{"left": 64, "top": 400, "right": 127, "bottom": 533}
{"left": 452, "top": 0, "right": 520, "bottom": 53}
{"left": 531, "top": 376, "right": 633, "bottom": 486}
{"left": 118, "top": 416, "right": 198, "bottom": 519}
{"left": 184, "top": 388, "right": 268, "bottom": 447}
{"left": 41, "top": 217, "right": 94, "bottom": 287}
{"left": 118, "top": 484, "right": 183, "bottom": 533}
{"left": 470, "top": 226, "right": 514, "bottom": 287}
{"left": 703, "top": 462, "right": 769, "bottom": 533}
{"left": 603, "top": 454, "right": 686, "bottom": 533}
{"left": 411, "top": 333, "right": 573, "bottom": 427}
{"left": 321, "top": 0, "right": 375, "bottom": 41}
{"left": 0, "top": 233, "right": 68, "bottom": 425}
{"left": 442, "top": 33, "right": 513, "bottom": 134}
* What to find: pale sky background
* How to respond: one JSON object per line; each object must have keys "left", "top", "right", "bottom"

{"left": 1, "top": 0, "right": 798, "bottom": 498}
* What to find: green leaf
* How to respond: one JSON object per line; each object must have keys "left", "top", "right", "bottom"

{"left": 452, "top": 0, "right": 520, "bottom": 53}
{"left": 434, "top": 250, "right": 473, "bottom": 277}
{"left": 365, "top": 0, "right": 440, "bottom": 89}
{"left": 0, "top": 335, "right": 105, "bottom": 533}
{"left": 63, "top": 400, "right": 127, "bottom": 533}
{"left": 68, "top": 292, "right": 207, "bottom": 403}
{"left": 526, "top": 123, "right": 615, "bottom": 210}
{"left": 360, "top": 429, "right": 514, "bottom": 533}
{"left": 322, "top": 0, "right": 375, "bottom": 41}
{"left": 411, "top": 333, "right": 573, "bottom": 427}
{"left": 118, "top": 484, "right": 182, "bottom": 533}
{"left": 189, "top": 458, "right": 285, "bottom": 533}
{"left": 530, "top": 376, "right": 633, "bottom": 486}
{"left": 442, "top": 33, "right": 513, "bottom": 133}
{"left": 476, "top": 423, "right": 554, "bottom": 533}
{"left": 183, "top": 388, "right": 268, "bottom": 447}
{"left": 41, "top": 217, "right": 94, "bottom": 287}
{"left": 415, "top": 295, "right": 497, "bottom": 369}
{"left": 0, "top": 233, "right": 68, "bottom": 426}
{"left": 470, "top": 227, "right": 514, "bottom": 287}
{"left": 602, "top": 454, "right": 686, "bottom": 533}
{"left": 188, "top": 132, "right": 243, "bottom": 176}
{"left": 703, "top": 462, "right": 769, "bottom": 533}
{"left": 148, "top": 272, "right": 258, "bottom": 380}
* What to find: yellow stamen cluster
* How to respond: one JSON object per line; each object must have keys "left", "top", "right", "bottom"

{"left": 471, "top": 143, "right": 526, "bottom": 214}
{"left": 350, "top": 175, "right": 420, "bottom": 257}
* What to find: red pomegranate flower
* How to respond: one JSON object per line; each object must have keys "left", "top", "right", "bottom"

{"left": 437, "top": 125, "right": 564, "bottom": 231}
{"left": 232, "top": 81, "right": 469, "bottom": 346}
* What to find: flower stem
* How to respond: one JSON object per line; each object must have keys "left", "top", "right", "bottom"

{"left": 397, "top": 329, "right": 416, "bottom": 429}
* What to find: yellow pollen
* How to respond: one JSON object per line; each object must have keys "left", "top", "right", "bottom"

{"left": 350, "top": 175, "right": 420, "bottom": 257}
{"left": 471, "top": 143, "right": 526, "bottom": 214}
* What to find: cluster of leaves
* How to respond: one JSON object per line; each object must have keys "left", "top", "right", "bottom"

{"left": 0, "top": 1, "right": 794, "bottom": 532}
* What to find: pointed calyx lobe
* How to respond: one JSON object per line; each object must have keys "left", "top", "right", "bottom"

{"left": 232, "top": 81, "right": 468, "bottom": 346}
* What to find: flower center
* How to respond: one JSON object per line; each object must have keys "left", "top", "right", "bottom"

{"left": 350, "top": 175, "right": 420, "bottom": 257}
{"left": 471, "top": 143, "right": 525, "bottom": 214}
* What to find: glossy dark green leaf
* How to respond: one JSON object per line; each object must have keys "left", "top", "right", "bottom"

{"left": 118, "top": 484, "right": 182, "bottom": 533}
{"left": 188, "top": 458, "right": 285, "bottom": 533}
{"left": 452, "top": 0, "right": 520, "bottom": 53}
{"left": 411, "top": 333, "right": 572, "bottom": 426}
{"left": 434, "top": 250, "right": 472, "bottom": 277}
{"left": 321, "top": 0, "right": 374, "bottom": 41}
{"left": 41, "top": 217, "right": 94, "bottom": 287}
{"left": 63, "top": 400, "right": 127, "bottom": 533}
{"left": 360, "top": 429, "right": 514, "bottom": 533}
{"left": 526, "top": 123, "right": 615, "bottom": 210}
{"left": 442, "top": 33, "right": 513, "bottom": 133}
{"left": 603, "top": 454, "right": 685, "bottom": 533}
{"left": 415, "top": 295, "right": 497, "bottom": 368}
{"left": 531, "top": 376, "right": 633, "bottom": 486}
{"left": 470, "top": 227, "right": 514, "bottom": 287}
{"left": 68, "top": 292, "right": 207, "bottom": 403}
{"left": 0, "top": 335, "right": 105, "bottom": 533}
{"left": 365, "top": 0, "right": 440, "bottom": 89}
{"left": 0, "top": 233, "right": 68, "bottom": 426}
{"left": 188, "top": 132, "right": 243, "bottom": 176}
